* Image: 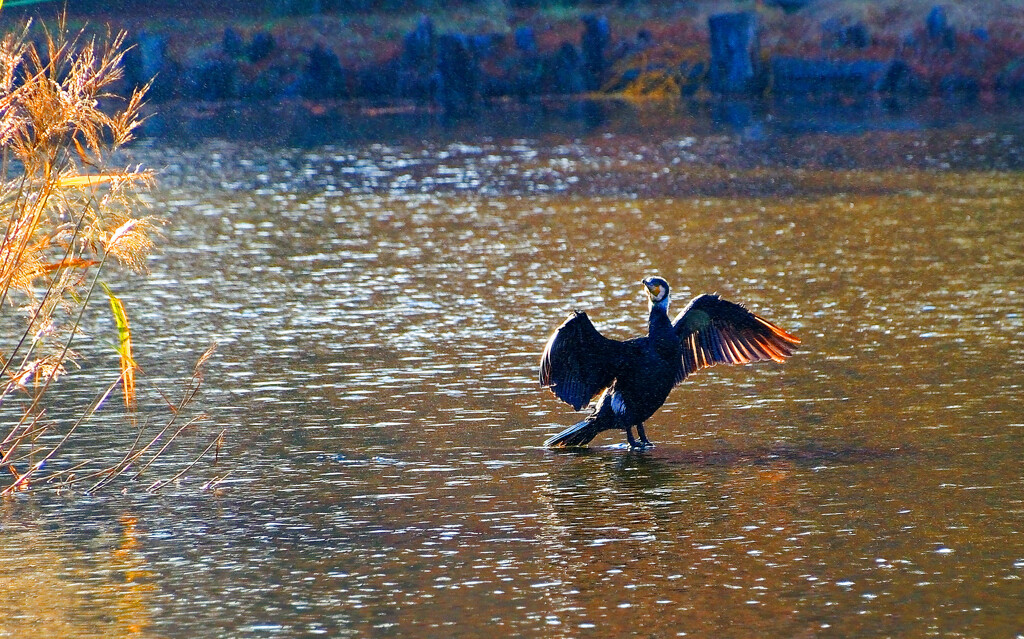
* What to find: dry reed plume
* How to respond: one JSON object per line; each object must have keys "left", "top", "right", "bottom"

{"left": 0, "top": 18, "right": 224, "bottom": 493}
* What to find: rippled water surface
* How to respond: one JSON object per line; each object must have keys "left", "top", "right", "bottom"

{"left": 2, "top": 104, "right": 1023, "bottom": 637}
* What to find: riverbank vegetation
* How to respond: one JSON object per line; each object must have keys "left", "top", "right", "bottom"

{"left": 5, "top": 0, "right": 1020, "bottom": 117}
{"left": 0, "top": 19, "right": 222, "bottom": 493}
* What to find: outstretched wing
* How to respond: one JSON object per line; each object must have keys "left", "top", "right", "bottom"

{"left": 673, "top": 294, "right": 800, "bottom": 385}
{"left": 540, "top": 310, "right": 626, "bottom": 410}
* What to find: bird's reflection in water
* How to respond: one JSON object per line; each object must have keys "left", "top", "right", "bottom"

{"left": 528, "top": 438, "right": 909, "bottom": 633}
{"left": 539, "top": 445, "right": 727, "bottom": 538}
{"left": 531, "top": 446, "right": 726, "bottom": 632}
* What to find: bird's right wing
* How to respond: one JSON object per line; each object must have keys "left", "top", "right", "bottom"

{"left": 539, "top": 310, "right": 626, "bottom": 410}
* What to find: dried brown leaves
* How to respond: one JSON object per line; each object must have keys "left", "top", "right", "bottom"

{"left": 0, "top": 20, "right": 218, "bottom": 493}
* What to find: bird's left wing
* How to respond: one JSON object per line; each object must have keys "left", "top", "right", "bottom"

{"left": 540, "top": 310, "right": 627, "bottom": 410}
{"left": 672, "top": 294, "right": 800, "bottom": 385}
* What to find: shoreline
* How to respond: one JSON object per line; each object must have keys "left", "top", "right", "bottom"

{"left": 21, "top": 2, "right": 1024, "bottom": 112}
{"left": 133, "top": 96, "right": 1024, "bottom": 179}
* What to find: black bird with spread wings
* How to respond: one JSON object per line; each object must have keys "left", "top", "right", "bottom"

{"left": 540, "top": 276, "right": 800, "bottom": 448}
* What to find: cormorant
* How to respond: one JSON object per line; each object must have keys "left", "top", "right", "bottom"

{"left": 540, "top": 276, "right": 800, "bottom": 448}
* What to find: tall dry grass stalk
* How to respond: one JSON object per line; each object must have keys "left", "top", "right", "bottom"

{"left": 0, "top": 19, "right": 223, "bottom": 493}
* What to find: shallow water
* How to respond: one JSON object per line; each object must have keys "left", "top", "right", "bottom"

{"left": 1, "top": 102, "right": 1023, "bottom": 637}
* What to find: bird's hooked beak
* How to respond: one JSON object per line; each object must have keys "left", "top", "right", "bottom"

{"left": 642, "top": 278, "right": 664, "bottom": 302}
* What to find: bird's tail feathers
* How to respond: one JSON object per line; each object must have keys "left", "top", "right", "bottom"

{"left": 544, "top": 413, "right": 610, "bottom": 448}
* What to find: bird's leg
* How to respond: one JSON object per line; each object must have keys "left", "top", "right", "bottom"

{"left": 625, "top": 425, "right": 640, "bottom": 449}
{"left": 637, "top": 422, "right": 653, "bottom": 448}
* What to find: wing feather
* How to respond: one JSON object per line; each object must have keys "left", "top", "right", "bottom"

{"left": 672, "top": 294, "right": 800, "bottom": 385}
{"left": 735, "top": 334, "right": 759, "bottom": 360}
{"left": 539, "top": 311, "right": 627, "bottom": 410}
{"left": 710, "top": 328, "right": 728, "bottom": 362}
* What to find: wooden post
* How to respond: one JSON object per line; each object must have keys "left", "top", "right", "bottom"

{"left": 708, "top": 12, "right": 764, "bottom": 94}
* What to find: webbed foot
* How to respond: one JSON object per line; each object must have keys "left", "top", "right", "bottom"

{"left": 625, "top": 425, "right": 639, "bottom": 449}
{"left": 625, "top": 425, "right": 653, "bottom": 450}
{"left": 636, "top": 422, "right": 654, "bottom": 449}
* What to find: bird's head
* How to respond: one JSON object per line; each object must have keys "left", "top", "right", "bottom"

{"left": 642, "top": 276, "right": 670, "bottom": 309}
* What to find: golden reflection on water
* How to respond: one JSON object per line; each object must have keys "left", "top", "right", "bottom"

{"left": 0, "top": 509, "right": 156, "bottom": 638}
{"left": 4, "top": 134, "right": 1024, "bottom": 637}
{"left": 378, "top": 168, "right": 1015, "bottom": 635}
{"left": 281, "top": 162, "right": 1018, "bottom": 635}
